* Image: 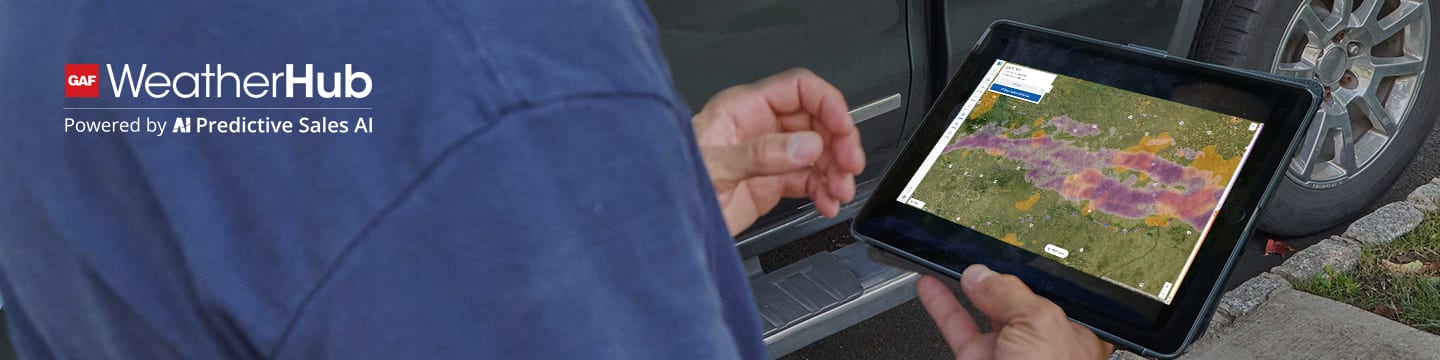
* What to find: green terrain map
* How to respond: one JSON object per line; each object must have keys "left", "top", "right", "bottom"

{"left": 907, "top": 72, "right": 1259, "bottom": 301}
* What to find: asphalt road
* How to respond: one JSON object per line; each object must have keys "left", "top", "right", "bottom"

{"left": 778, "top": 121, "right": 1440, "bottom": 360}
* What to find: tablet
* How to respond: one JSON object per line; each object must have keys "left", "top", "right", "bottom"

{"left": 851, "top": 21, "right": 1320, "bottom": 358}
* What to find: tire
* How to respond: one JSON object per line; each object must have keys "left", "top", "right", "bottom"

{"left": 1192, "top": 0, "right": 1440, "bottom": 236}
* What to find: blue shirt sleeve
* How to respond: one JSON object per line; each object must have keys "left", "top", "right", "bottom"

{"left": 269, "top": 95, "right": 764, "bottom": 359}
{"left": 0, "top": 0, "right": 768, "bottom": 358}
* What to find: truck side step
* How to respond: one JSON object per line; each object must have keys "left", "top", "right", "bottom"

{"left": 752, "top": 252, "right": 862, "bottom": 335}
{"left": 753, "top": 242, "right": 919, "bottom": 358}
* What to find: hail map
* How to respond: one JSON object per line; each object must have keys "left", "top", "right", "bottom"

{"left": 896, "top": 60, "right": 1262, "bottom": 303}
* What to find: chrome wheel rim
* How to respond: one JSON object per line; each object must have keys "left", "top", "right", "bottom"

{"left": 1274, "top": 0, "right": 1430, "bottom": 188}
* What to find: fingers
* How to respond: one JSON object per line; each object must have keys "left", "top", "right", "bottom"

{"left": 760, "top": 69, "right": 864, "bottom": 175}
{"left": 835, "top": 131, "right": 865, "bottom": 174}
{"left": 777, "top": 111, "right": 857, "bottom": 214}
{"left": 917, "top": 275, "right": 985, "bottom": 355}
{"left": 806, "top": 170, "right": 837, "bottom": 217}
{"left": 828, "top": 164, "right": 855, "bottom": 203}
{"left": 705, "top": 132, "right": 824, "bottom": 179}
{"left": 777, "top": 162, "right": 852, "bottom": 209}
{"left": 756, "top": 69, "right": 851, "bottom": 132}
{"left": 958, "top": 264, "right": 1059, "bottom": 327}
{"left": 741, "top": 68, "right": 866, "bottom": 174}
{"left": 703, "top": 69, "right": 865, "bottom": 219}
{"left": 779, "top": 171, "right": 810, "bottom": 198}
{"left": 949, "top": 265, "right": 1109, "bottom": 359}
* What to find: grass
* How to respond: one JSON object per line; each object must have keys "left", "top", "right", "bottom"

{"left": 1298, "top": 211, "right": 1440, "bottom": 334}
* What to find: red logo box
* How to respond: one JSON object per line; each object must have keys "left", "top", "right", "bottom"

{"left": 65, "top": 64, "right": 99, "bottom": 98}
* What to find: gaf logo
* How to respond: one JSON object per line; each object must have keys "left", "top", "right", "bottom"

{"left": 65, "top": 64, "right": 100, "bottom": 98}
{"left": 64, "top": 63, "right": 373, "bottom": 99}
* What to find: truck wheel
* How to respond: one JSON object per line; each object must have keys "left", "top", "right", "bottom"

{"left": 1192, "top": 0, "right": 1440, "bottom": 236}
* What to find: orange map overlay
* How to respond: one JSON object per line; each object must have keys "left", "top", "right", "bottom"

{"left": 944, "top": 115, "right": 1241, "bottom": 230}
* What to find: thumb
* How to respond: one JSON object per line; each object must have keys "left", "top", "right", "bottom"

{"left": 710, "top": 131, "right": 823, "bottom": 179}
{"left": 958, "top": 264, "right": 1055, "bottom": 327}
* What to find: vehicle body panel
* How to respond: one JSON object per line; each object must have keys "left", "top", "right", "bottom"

{"left": 648, "top": 0, "right": 912, "bottom": 241}
{"left": 650, "top": 0, "right": 1189, "bottom": 242}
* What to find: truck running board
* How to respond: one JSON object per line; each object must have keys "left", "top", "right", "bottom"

{"left": 753, "top": 242, "right": 920, "bottom": 357}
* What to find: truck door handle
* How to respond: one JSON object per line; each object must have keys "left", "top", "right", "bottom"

{"left": 848, "top": 93, "right": 902, "bottom": 125}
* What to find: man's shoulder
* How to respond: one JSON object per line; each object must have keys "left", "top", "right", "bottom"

{"left": 0, "top": 0, "right": 701, "bottom": 357}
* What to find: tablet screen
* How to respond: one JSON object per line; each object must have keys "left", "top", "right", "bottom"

{"left": 893, "top": 59, "right": 1263, "bottom": 304}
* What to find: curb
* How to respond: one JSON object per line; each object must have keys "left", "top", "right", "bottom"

{"left": 1112, "top": 177, "right": 1440, "bottom": 360}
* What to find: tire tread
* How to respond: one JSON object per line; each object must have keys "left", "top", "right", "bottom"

{"left": 1192, "top": 0, "right": 1273, "bottom": 67}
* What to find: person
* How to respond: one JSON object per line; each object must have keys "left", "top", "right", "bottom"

{"left": 0, "top": 0, "right": 1110, "bottom": 358}
{"left": 695, "top": 71, "right": 1114, "bottom": 359}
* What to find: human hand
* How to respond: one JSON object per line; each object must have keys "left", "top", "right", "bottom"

{"left": 692, "top": 69, "right": 865, "bottom": 235}
{"left": 917, "top": 265, "right": 1114, "bottom": 360}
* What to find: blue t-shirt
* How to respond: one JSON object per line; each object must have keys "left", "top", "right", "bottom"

{"left": 0, "top": 1, "right": 766, "bottom": 358}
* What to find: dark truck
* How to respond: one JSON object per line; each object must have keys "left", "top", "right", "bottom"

{"left": 647, "top": 0, "right": 1438, "bottom": 356}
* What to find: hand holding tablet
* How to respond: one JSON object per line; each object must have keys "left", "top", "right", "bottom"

{"left": 853, "top": 21, "right": 1321, "bottom": 358}
{"left": 917, "top": 267, "right": 1115, "bottom": 359}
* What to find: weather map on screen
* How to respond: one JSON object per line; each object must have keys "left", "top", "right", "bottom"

{"left": 896, "top": 60, "right": 1263, "bottom": 303}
